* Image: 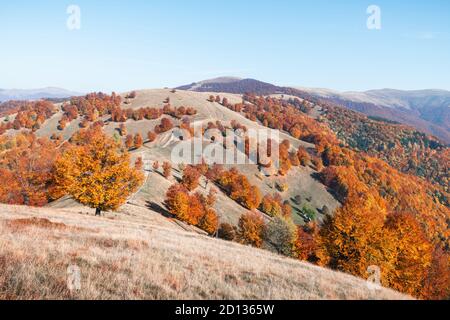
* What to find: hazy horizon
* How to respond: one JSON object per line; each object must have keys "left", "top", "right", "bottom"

{"left": 2, "top": 77, "right": 450, "bottom": 95}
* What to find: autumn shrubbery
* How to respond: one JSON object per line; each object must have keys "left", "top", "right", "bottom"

{"left": 209, "top": 166, "right": 262, "bottom": 210}
{"left": 9, "top": 100, "right": 56, "bottom": 132}
{"left": 165, "top": 184, "right": 218, "bottom": 235}
{"left": 237, "top": 211, "right": 266, "bottom": 248}
{"left": 0, "top": 133, "right": 58, "bottom": 206}
{"left": 264, "top": 216, "right": 297, "bottom": 257}
{"left": 236, "top": 211, "right": 298, "bottom": 259}
{"left": 181, "top": 166, "right": 202, "bottom": 191}
{"left": 218, "top": 223, "right": 237, "bottom": 241}
{"left": 260, "top": 193, "right": 290, "bottom": 217}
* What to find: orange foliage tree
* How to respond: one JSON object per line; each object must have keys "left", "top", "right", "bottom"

{"left": 181, "top": 166, "right": 201, "bottom": 191}
{"left": 125, "top": 134, "right": 133, "bottom": 149}
{"left": 52, "top": 128, "right": 143, "bottom": 216}
{"left": 237, "top": 211, "right": 266, "bottom": 248}
{"left": 135, "top": 157, "right": 143, "bottom": 171}
{"left": 383, "top": 212, "right": 433, "bottom": 298}
{"left": 0, "top": 133, "right": 58, "bottom": 206}
{"left": 214, "top": 167, "right": 262, "bottom": 210}
{"left": 317, "top": 193, "right": 388, "bottom": 276}
{"left": 260, "top": 193, "right": 290, "bottom": 217}
{"left": 165, "top": 184, "right": 218, "bottom": 235}
{"left": 162, "top": 162, "right": 172, "bottom": 178}
{"left": 134, "top": 133, "right": 143, "bottom": 149}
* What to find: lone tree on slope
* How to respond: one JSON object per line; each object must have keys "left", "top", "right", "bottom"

{"left": 53, "top": 128, "right": 144, "bottom": 216}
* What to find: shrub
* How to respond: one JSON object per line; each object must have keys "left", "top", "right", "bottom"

{"left": 198, "top": 208, "right": 219, "bottom": 235}
{"left": 134, "top": 133, "right": 143, "bottom": 149}
{"left": 218, "top": 223, "right": 236, "bottom": 241}
{"left": 263, "top": 216, "right": 297, "bottom": 257}
{"left": 237, "top": 212, "right": 266, "bottom": 248}
{"left": 125, "top": 134, "right": 133, "bottom": 149}
{"left": 276, "top": 181, "right": 289, "bottom": 192}
{"left": 162, "top": 162, "right": 172, "bottom": 178}
{"left": 302, "top": 204, "right": 317, "bottom": 220}
{"left": 165, "top": 184, "right": 218, "bottom": 235}
{"left": 135, "top": 157, "right": 143, "bottom": 170}
{"left": 181, "top": 166, "right": 201, "bottom": 191}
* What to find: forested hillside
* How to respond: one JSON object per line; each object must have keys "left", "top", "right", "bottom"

{"left": 0, "top": 89, "right": 448, "bottom": 299}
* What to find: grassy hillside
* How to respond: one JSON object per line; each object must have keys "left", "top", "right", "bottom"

{"left": 0, "top": 204, "right": 409, "bottom": 300}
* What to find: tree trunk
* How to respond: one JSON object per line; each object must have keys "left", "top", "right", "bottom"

{"left": 95, "top": 208, "right": 101, "bottom": 216}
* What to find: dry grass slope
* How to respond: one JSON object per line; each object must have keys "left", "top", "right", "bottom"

{"left": 0, "top": 204, "right": 410, "bottom": 300}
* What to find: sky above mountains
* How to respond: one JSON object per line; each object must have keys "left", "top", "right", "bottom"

{"left": 1, "top": 0, "right": 449, "bottom": 92}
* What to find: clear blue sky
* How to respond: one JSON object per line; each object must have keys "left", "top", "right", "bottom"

{"left": 1, "top": 0, "right": 449, "bottom": 92}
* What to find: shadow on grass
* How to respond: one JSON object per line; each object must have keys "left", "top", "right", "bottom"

{"left": 146, "top": 201, "right": 173, "bottom": 218}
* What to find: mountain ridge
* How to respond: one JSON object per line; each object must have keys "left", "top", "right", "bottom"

{"left": 177, "top": 77, "right": 450, "bottom": 144}
{"left": 0, "top": 87, "right": 83, "bottom": 102}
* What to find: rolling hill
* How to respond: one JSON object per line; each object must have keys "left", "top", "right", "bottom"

{"left": 176, "top": 79, "right": 449, "bottom": 191}
{"left": 26, "top": 88, "right": 340, "bottom": 227}
{"left": 178, "top": 78, "right": 450, "bottom": 144}
{"left": 0, "top": 203, "right": 409, "bottom": 300}
{"left": 0, "top": 85, "right": 448, "bottom": 300}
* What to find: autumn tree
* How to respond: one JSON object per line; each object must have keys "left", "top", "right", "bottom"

{"left": 125, "top": 134, "right": 133, "bottom": 149}
{"left": 134, "top": 133, "right": 143, "bottom": 149}
{"left": 198, "top": 208, "right": 219, "bottom": 235}
{"left": 135, "top": 157, "right": 143, "bottom": 171}
{"left": 317, "top": 194, "right": 388, "bottom": 276}
{"left": 218, "top": 223, "right": 236, "bottom": 241}
{"left": 295, "top": 224, "right": 320, "bottom": 263}
{"left": 382, "top": 212, "right": 433, "bottom": 298}
{"left": 215, "top": 168, "right": 262, "bottom": 210}
{"left": 165, "top": 184, "right": 190, "bottom": 221}
{"left": 119, "top": 123, "right": 127, "bottom": 136}
{"left": 297, "top": 147, "right": 311, "bottom": 166}
{"left": 155, "top": 118, "right": 174, "bottom": 134}
{"left": 422, "top": 246, "right": 450, "bottom": 300}
{"left": 260, "top": 194, "right": 283, "bottom": 217}
{"left": 237, "top": 211, "right": 266, "bottom": 248}
{"left": 263, "top": 216, "right": 297, "bottom": 257}
{"left": 162, "top": 161, "right": 172, "bottom": 178}
{"left": 165, "top": 183, "right": 218, "bottom": 235}
{"left": 52, "top": 128, "right": 143, "bottom": 216}
{"left": 0, "top": 134, "right": 57, "bottom": 206}
{"left": 181, "top": 166, "right": 201, "bottom": 191}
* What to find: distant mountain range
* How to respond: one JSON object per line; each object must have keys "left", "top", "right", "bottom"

{"left": 297, "top": 87, "right": 450, "bottom": 143}
{"left": 177, "top": 78, "right": 450, "bottom": 144}
{"left": 0, "top": 87, "right": 82, "bottom": 102}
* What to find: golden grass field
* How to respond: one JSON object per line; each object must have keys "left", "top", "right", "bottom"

{"left": 0, "top": 203, "right": 410, "bottom": 300}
